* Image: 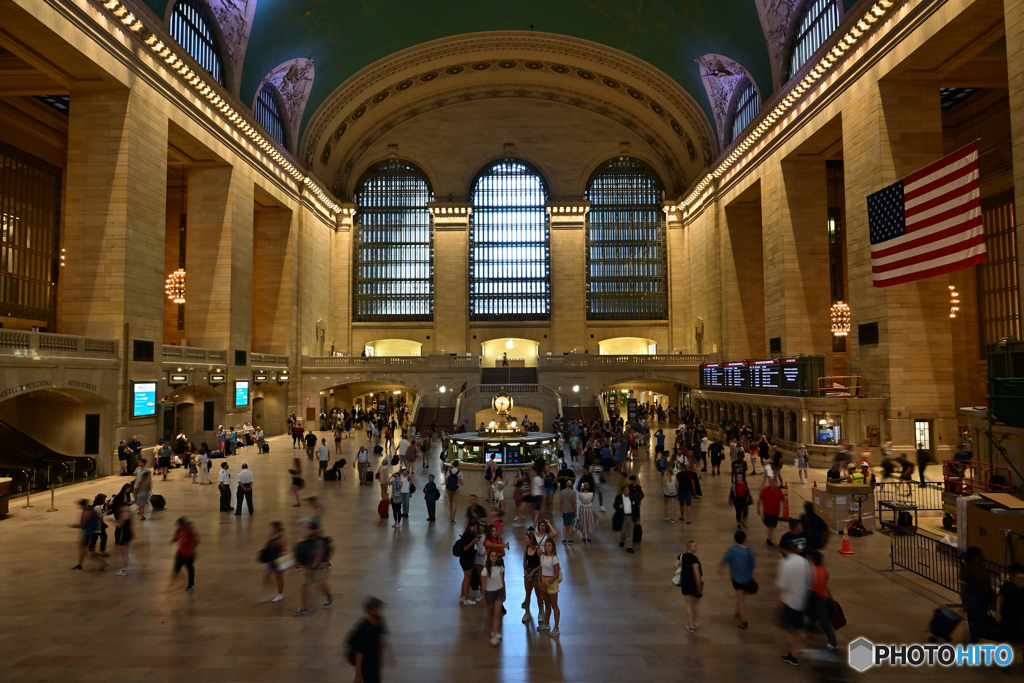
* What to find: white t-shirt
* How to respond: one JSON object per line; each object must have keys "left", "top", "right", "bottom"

{"left": 531, "top": 475, "right": 544, "bottom": 496}
{"left": 540, "top": 554, "right": 559, "bottom": 578}
{"left": 483, "top": 564, "right": 504, "bottom": 591}
{"left": 492, "top": 477, "right": 505, "bottom": 500}
{"left": 316, "top": 444, "right": 330, "bottom": 461}
{"left": 218, "top": 469, "right": 230, "bottom": 485}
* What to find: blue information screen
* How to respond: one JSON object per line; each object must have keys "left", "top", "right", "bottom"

{"left": 132, "top": 382, "right": 156, "bottom": 418}
{"left": 235, "top": 380, "right": 249, "bottom": 407}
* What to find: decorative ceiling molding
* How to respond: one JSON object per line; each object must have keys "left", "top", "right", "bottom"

{"left": 753, "top": 0, "right": 800, "bottom": 91}
{"left": 301, "top": 32, "right": 716, "bottom": 190}
{"left": 205, "top": 0, "right": 258, "bottom": 96}
{"left": 696, "top": 54, "right": 760, "bottom": 151}
{"left": 255, "top": 57, "right": 315, "bottom": 153}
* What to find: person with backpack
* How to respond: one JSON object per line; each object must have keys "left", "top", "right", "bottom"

{"left": 719, "top": 529, "right": 757, "bottom": 629}
{"left": 729, "top": 473, "right": 753, "bottom": 529}
{"left": 388, "top": 472, "right": 404, "bottom": 529}
{"left": 347, "top": 597, "right": 388, "bottom": 683}
{"left": 446, "top": 461, "right": 463, "bottom": 525}
{"left": 456, "top": 520, "right": 481, "bottom": 605}
{"left": 294, "top": 524, "right": 333, "bottom": 616}
{"left": 423, "top": 474, "right": 440, "bottom": 522}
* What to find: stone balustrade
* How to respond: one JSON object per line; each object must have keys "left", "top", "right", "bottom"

{"left": 0, "top": 330, "right": 119, "bottom": 359}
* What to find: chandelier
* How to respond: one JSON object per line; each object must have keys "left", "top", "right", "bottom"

{"left": 830, "top": 301, "right": 850, "bottom": 337}
{"left": 165, "top": 268, "right": 186, "bottom": 304}
{"left": 949, "top": 285, "right": 960, "bottom": 318}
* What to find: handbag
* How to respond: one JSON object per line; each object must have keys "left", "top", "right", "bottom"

{"left": 410, "top": 483, "right": 417, "bottom": 494}
{"left": 671, "top": 565, "right": 683, "bottom": 586}
{"left": 829, "top": 599, "right": 847, "bottom": 630}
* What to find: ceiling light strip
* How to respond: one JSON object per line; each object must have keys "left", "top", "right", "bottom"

{"left": 675, "top": 0, "right": 895, "bottom": 212}
{"left": 99, "top": 0, "right": 342, "bottom": 215}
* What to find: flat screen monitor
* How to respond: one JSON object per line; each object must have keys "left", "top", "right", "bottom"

{"left": 234, "top": 380, "right": 249, "bottom": 407}
{"left": 132, "top": 381, "right": 156, "bottom": 418}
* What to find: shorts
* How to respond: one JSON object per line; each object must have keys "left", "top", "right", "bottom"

{"left": 542, "top": 576, "right": 559, "bottom": 594}
{"left": 679, "top": 491, "right": 693, "bottom": 506}
{"left": 663, "top": 493, "right": 676, "bottom": 499}
{"left": 780, "top": 605, "right": 805, "bottom": 630}
{"left": 304, "top": 569, "right": 328, "bottom": 586}
{"left": 562, "top": 513, "right": 575, "bottom": 527}
{"left": 544, "top": 487, "right": 555, "bottom": 496}
{"left": 484, "top": 589, "right": 502, "bottom": 605}
{"left": 732, "top": 579, "right": 755, "bottom": 593}
{"left": 763, "top": 514, "right": 779, "bottom": 528}
{"left": 158, "top": 456, "right": 171, "bottom": 468}
{"left": 266, "top": 562, "right": 283, "bottom": 575}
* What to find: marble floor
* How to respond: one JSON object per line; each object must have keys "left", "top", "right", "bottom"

{"left": 0, "top": 432, "right": 996, "bottom": 682}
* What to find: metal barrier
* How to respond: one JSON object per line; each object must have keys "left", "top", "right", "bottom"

{"left": 890, "top": 528, "right": 1008, "bottom": 595}
{"left": 875, "top": 481, "right": 944, "bottom": 514}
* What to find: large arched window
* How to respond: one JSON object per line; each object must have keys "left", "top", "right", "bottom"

{"left": 585, "top": 157, "right": 667, "bottom": 321}
{"left": 730, "top": 78, "right": 759, "bottom": 143}
{"left": 169, "top": 0, "right": 224, "bottom": 85}
{"left": 470, "top": 159, "right": 550, "bottom": 321}
{"left": 353, "top": 160, "right": 434, "bottom": 322}
{"left": 788, "top": 0, "right": 841, "bottom": 79}
{"left": 254, "top": 83, "right": 286, "bottom": 146}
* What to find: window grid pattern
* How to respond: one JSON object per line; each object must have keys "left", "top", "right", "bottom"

{"left": 169, "top": 0, "right": 223, "bottom": 85}
{"left": 730, "top": 79, "right": 759, "bottom": 143}
{"left": 353, "top": 160, "right": 434, "bottom": 322}
{"left": 254, "top": 83, "right": 286, "bottom": 146}
{"left": 35, "top": 95, "right": 69, "bottom": 115}
{"left": 470, "top": 160, "right": 550, "bottom": 321}
{"left": 0, "top": 142, "right": 60, "bottom": 327}
{"left": 788, "top": 0, "right": 841, "bottom": 78}
{"left": 977, "top": 193, "right": 1020, "bottom": 354}
{"left": 585, "top": 157, "right": 667, "bottom": 320}
{"left": 940, "top": 88, "right": 979, "bottom": 109}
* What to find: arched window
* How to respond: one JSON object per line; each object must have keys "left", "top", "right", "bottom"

{"left": 470, "top": 159, "right": 550, "bottom": 321}
{"left": 254, "top": 83, "right": 286, "bottom": 146}
{"left": 788, "top": 0, "right": 841, "bottom": 79}
{"left": 585, "top": 157, "right": 667, "bottom": 321}
{"left": 353, "top": 160, "right": 434, "bottom": 322}
{"left": 169, "top": 0, "right": 224, "bottom": 85}
{"left": 730, "top": 78, "right": 759, "bottom": 143}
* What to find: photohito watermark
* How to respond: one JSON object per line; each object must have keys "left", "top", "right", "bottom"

{"left": 849, "top": 637, "right": 1014, "bottom": 672}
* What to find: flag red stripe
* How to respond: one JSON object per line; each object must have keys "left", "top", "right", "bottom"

{"left": 873, "top": 252, "right": 988, "bottom": 287}
{"left": 871, "top": 214, "right": 983, "bottom": 259}
{"left": 905, "top": 195, "right": 981, "bottom": 233}
{"left": 905, "top": 143, "right": 978, "bottom": 185}
{"left": 904, "top": 160, "right": 978, "bottom": 203}
{"left": 871, "top": 233, "right": 986, "bottom": 274}
{"left": 905, "top": 178, "right": 980, "bottom": 220}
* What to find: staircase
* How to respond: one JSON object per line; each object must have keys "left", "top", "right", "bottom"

{"left": 413, "top": 405, "right": 456, "bottom": 431}
{"left": 561, "top": 406, "right": 603, "bottom": 423}
{"left": 481, "top": 367, "right": 538, "bottom": 384}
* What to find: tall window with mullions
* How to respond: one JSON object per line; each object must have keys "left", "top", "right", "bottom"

{"left": 788, "top": 0, "right": 841, "bottom": 79}
{"left": 353, "top": 160, "right": 434, "bottom": 322}
{"left": 169, "top": 0, "right": 224, "bottom": 86}
{"left": 585, "top": 157, "right": 667, "bottom": 320}
{"left": 470, "top": 159, "right": 550, "bottom": 321}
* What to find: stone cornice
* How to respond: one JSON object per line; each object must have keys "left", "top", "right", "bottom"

{"left": 546, "top": 201, "right": 590, "bottom": 228}
{"left": 428, "top": 201, "right": 472, "bottom": 230}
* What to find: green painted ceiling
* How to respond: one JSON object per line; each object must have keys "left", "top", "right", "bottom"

{"left": 142, "top": 0, "right": 796, "bottom": 149}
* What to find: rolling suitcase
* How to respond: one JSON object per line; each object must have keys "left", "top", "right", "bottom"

{"left": 377, "top": 499, "right": 389, "bottom": 519}
{"left": 261, "top": 442, "right": 270, "bottom": 453}
{"left": 632, "top": 522, "right": 643, "bottom": 543}
{"left": 364, "top": 470, "right": 374, "bottom": 484}
{"left": 928, "top": 605, "right": 961, "bottom": 642}
{"left": 150, "top": 494, "right": 166, "bottom": 511}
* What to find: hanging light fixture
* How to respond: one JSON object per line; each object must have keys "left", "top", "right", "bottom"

{"left": 166, "top": 268, "right": 186, "bottom": 304}
{"left": 831, "top": 301, "right": 851, "bottom": 336}
{"left": 949, "top": 285, "right": 960, "bottom": 318}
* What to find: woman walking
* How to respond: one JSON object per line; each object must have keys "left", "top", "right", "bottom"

{"left": 492, "top": 467, "right": 507, "bottom": 517}
{"left": 389, "top": 472, "right": 404, "bottom": 529}
{"left": 198, "top": 444, "right": 211, "bottom": 485}
{"left": 661, "top": 468, "right": 679, "bottom": 522}
{"left": 288, "top": 458, "right": 303, "bottom": 508}
{"left": 729, "top": 473, "right": 752, "bottom": 529}
{"left": 522, "top": 532, "right": 543, "bottom": 622}
{"left": 482, "top": 549, "right": 506, "bottom": 646}
{"left": 806, "top": 550, "right": 838, "bottom": 649}
{"left": 539, "top": 539, "right": 561, "bottom": 636}
{"left": 458, "top": 521, "right": 481, "bottom": 605}
{"left": 262, "top": 521, "right": 287, "bottom": 603}
{"left": 113, "top": 502, "right": 133, "bottom": 576}
{"left": 577, "top": 483, "right": 595, "bottom": 542}
{"left": 675, "top": 540, "right": 703, "bottom": 632}
{"left": 795, "top": 445, "right": 809, "bottom": 484}
{"left": 512, "top": 469, "right": 527, "bottom": 524}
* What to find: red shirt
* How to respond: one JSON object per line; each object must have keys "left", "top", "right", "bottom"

{"left": 174, "top": 527, "right": 198, "bottom": 556}
{"left": 759, "top": 486, "right": 785, "bottom": 516}
{"left": 811, "top": 565, "right": 829, "bottom": 597}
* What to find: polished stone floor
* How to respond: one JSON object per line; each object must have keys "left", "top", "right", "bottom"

{"left": 0, "top": 430, "right": 996, "bottom": 682}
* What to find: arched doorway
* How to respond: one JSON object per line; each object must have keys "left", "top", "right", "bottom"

{"left": 362, "top": 339, "right": 423, "bottom": 356}
{"left": 598, "top": 337, "right": 657, "bottom": 355}
{"left": 481, "top": 338, "right": 540, "bottom": 367}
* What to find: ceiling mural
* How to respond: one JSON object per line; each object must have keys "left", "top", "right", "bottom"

{"left": 204, "top": 0, "right": 258, "bottom": 95}
{"left": 753, "top": 0, "right": 800, "bottom": 91}
{"left": 697, "top": 54, "right": 759, "bottom": 150}
{"left": 254, "top": 57, "right": 316, "bottom": 151}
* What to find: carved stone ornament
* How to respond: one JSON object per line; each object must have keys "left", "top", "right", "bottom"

{"left": 205, "top": 0, "right": 258, "bottom": 96}
{"left": 254, "top": 57, "right": 316, "bottom": 151}
{"left": 753, "top": 0, "right": 800, "bottom": 92}
{"left": 696, "top": 54, "right": 759, "bottom": 150}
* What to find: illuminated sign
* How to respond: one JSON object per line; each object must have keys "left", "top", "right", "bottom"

{"left": 234, "top": 380, "right": 249, "bottom": 407}
{"left": 210, "top": 374, "right": 226, "bottom": 383}
{"left": 254, "top": 374, "right": 269, "bottom": 382}
{"left": 132, "top": 382, "right": 156, "bottom": 418}
{"left": 169, "top": 374, "right": 188, "bottom": 383}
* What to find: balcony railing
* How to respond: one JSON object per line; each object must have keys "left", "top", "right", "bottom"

{"left": 0, "top": 331, "right": 119, "bottom": 359}
{"left": 161, "top": 345, "right": 226, "bottom": 363}
{"left": 251, "top": 352, "right": 289, "bottom": 367}
{"left": 538, "top": 353, "right": 707, "bottom": 367}
{"left": 305, "top": 354, "right": 476, "bottom": 369}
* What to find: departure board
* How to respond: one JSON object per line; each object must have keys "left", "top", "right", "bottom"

{"left": 700, "top": 356, "right": 822, "bottom": 396}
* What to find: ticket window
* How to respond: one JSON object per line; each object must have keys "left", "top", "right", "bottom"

{"left": 815, "top": 415, "right": 841, "bottom": 445}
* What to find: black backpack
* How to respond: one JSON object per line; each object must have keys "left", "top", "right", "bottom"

{"left": 452, "top": 539, "right": 463, "bottom": 557}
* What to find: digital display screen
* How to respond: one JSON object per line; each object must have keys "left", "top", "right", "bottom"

{"left": 169, "top": 374, "right": 188, "bottom": 383}
{"left": 779, "top": 359, "right": 801, "bottom": 392}
{"left": 132, "top": 382, "right": 156, "bottom": 418}
{"left": 234, "top": 380, "right": 249, "bottom": 407}
{"left": 702, "top": 358, "right": 809, "bottom": 395}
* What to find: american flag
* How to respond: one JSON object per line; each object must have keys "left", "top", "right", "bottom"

{"left": 868, "top": 142, "right": 986, "bottom": 287}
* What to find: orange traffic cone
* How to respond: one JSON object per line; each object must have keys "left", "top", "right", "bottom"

{"left": 838, "top": 524, "right": 855, "bottom": 554}
{"left": 813, "top": 480, "right": 818, "bottom": 488}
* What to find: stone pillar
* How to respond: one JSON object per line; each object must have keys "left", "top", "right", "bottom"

{"left": 547, "top": 201, "right": 590, "bottom": 354}
{"left": 253, "top": 206, "right": 295, "bottom": 356}
{"left": 62, "top": 88, "right": 168, "bottom": 342}
{"left": 329, "top": 206, "right": 354, "bottom": 355}
{"left": 761, "top": 159, "right": 832, "bottom": 361}
{"left": 1007, "top": 0, "right": 1024, "bottom": 289}
{"left": 429, "top": 202, "right": 472, "bottom": 354}
{"left": 842, "top": 79, "right": 957, "bottom": 456}
{"left": 184, "top": 165, "right": 254, "bottom": 355}
{"left": 722, "top": 198, "right": 766, "bottom": 357}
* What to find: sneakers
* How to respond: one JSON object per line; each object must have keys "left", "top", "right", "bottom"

{"left": 685, "top": 625, "right": 695, "bottom": 633}
{"left": 561, "top": 539, "right": 567, "bottom": 545}
{"left": 115, "top": 569, "right": 127, "bottom": 577}
{"left": 522, "top": 613, "right": 531, "bottom": 623}
{"left": 600, "top": 506, "right": 607, "bottom": 512}
{"left": 663, "top": 517, "right": 670, "bottom": 521}
{"left": 392, "top": 523, "right": 401, "bottom": 529}
{"left": 324, "top": 599, "right": 333, "bottom": 608}
{"left": 738, "top": 622, "right": 748, "bottom": 629}
{"left": 318, "top": 476, "right": 323, "bottom": 481}
{"left": 521, "top": 600, "right": 528, "bottom": 608}
{"left": 185, "top": 584, "right": 194, "bottom": 591}
{"left": 490, "top": 634, "right": 501, "bottom": 647}
{"left": 626, "top": 548, "right": 634, "bottom": 554}
{"left": 513, "top": 515, "right": 519, "bottom": 521}
{"left": 526, "top": 526, "right": 534, "bottom": 532}
{"left": 460, "top": 598, "right": 477, "bottom": 606}
{"left": 670, "top": 519, "right": 676, "bottom": 524}
{"left": 781, "top": 654, "right": 798, "bottom": 666}
{"left": 72, "top": 565, "right": 82, "bottom": 572}
{"left": 568, "top": 540, "right": 574, "bottom": 545}
{"left": 766, "top": 539, "right": 775, "bottom": 546}
{"left": 271, "top": 594, "right": 283, "bottom": 603}
{"left": 293, "top": 608, "right": 308, "bottom": 616}
{"left": 537, "top": 622, "right": 549, "bottom": 631}
{"left": 549, "top": 628, "right": 559, "bottom": 636}
{"left": 826, "top": 643, "right": 839, "bottom": 651}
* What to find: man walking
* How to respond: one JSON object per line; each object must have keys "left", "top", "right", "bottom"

{"left": 304, "top": 429, "right": 318, "bottom": 462}
{"left": 235, "top": 463, "right": 254, "bottom": 515}
{"left": 446, "top": 461, "right": 463, "bottom": 525}
{"left": 218, "top": 461, "right": 232, "bottom": 511}
{"left": 757, "top": 478, "right": 785, "bottom": 546}
{"left": 348, "top": 597, "right": 387, "bottom": 683}
{"left": 614, "top": 483, "right": 640, "bottom": 554}
{"left": 294, "top": 524, "right": 333, "bottom": 616}
{"left": 317, "top": 438, "right": 331, "bottom": 480}
{"left": 356, "top": 446, "right": 370, "bottom": 485}
{"left": 916, "top": 443, "right": 931, "bottom": 487}
{"left": 776, "top": 538, "right": 811, "bottom": 666}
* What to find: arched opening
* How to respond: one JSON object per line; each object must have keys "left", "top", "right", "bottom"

{"left": 598, "top": 337, "right": 657, "bottom": 355}
{"left": 362, "top": 339, "right": 423, "bottom": 357}
{"left": 254, "top": 81, "right": 287, "bottom": 148}
{"left": 729, "top": 77, "right": 759, "bottom": 143}
{"left": 251, "top": 381, "right": 288, "bottom": 436}
{"left": 168, "top": 0, "right": 225, "bottom": 86}
{"left": 161, "top": 385, "right": 225, "bottom": 450}
{"left": 481, "top": 337, "right": 540, "bottom": 368}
